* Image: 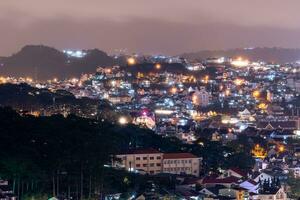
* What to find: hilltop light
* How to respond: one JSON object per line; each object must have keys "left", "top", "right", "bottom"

{"left": 0, "top": 77, "right": 7, "bottom": 84}
{"left": 127, "top": 57, "right": 136, "bottom": 65}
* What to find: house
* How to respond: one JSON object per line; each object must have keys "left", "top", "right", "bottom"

{"left": 163, "top": 153, "right": 201, "bottom": 177}
{"left": 114, "top": 149, "right": 201, "bottom": 176}
{"left": 220, "top": 168, "right": 247, "bottom": 179}
{"left": 201, "top": 176, "right": 241, "bottom": 187}
{"left": 239, "top": 180, "right": 259, "bottom": 194}
{"left": 257, "top": 121, "right": 297, "bottom": 131}
{"left": 199, "top": 185, "right": 226, "bottom": 198}
{"left": 219, "top": 187, "right": 249, "bottom": 200}
{"left": 251, "top": 187, "right": 287, "bottom": 200}
{"left": 253, "top": 172, "right": 274, "bottom": 183}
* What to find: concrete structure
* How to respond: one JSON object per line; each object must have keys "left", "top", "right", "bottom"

{"left": 114, "top": 149, "right": 163, "bottom": 175}
{"left": 163, "top": 153, "right": 201, "bottom": 176}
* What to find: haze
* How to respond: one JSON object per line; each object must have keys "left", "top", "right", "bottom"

{"left": 1, "top": 0, "right": 300, "bottom": 55}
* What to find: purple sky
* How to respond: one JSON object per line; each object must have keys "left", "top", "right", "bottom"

{"left": 1, "top": 0, "right": 300, "bottom": 55}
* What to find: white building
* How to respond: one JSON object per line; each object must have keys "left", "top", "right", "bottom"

{"left": 163, "top": 153, "right": 201, "bottom": 176}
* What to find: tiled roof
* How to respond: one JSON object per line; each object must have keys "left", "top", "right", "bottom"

{"left": 121, "top": 148, "right": 161, "bottom": 155}
{"left": 202, "top": 176, "right": 240, "bottom": 184}
{"left": 163, "top": 153, "right": 198, "bottom": 159}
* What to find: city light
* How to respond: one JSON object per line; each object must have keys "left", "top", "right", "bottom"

{"left": 155, "top": 109, "right": 173, "bottom": 115}
{"left": 155, "top": 63, "right": 161, "bottom": 69}
{"left": 252, "top": 90, "right": 260, "bottom": 98}
{"left": 170, "top": 87, "right": 177, "bottom": 94}
{"left": 234, "top": 78, "right": 245, "bottom": 86}
{"left": 127, "top": 57, "right": 136, "bottom": 65}
{"left": 231, "top": 57, "right": 249, "bottom": 67}
{"left": 118, "top": 116, "right": 128, "bottom": 125}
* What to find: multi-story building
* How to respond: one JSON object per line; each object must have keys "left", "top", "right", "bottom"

{"left": 162, "top": 153, "right": 201, "bottom": 176}
{"left": 192, "top": 87, "right": 210, "bottom": 107}
{"left": 114, "top": 150, "right": 201, "bottom": 177}
{"left": 114, "top": 149, "right": 163, "bottom": 175}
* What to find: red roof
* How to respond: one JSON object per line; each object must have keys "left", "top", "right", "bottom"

{"left": 163, "top": 153, "right": 198, "bottom": 159}
{"left": 229, "top": 167, "right": 247, "bottom": 177}
{"left": 123, "top": 148, "right": 161, "bottom": 155}
{"left": 202, "top": 176, "right": 240, "bottom": 184}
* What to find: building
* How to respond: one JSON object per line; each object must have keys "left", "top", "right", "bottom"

{"left": 114, "top": 150, "right": 201, "bottom": 176}
{"left": 163, "top": 153, "right": 201, "bottom": 176}
{"left": 114, "top": 149, "right": 163, "bottom": 175}
{"left": 192, "top": 87, "right": 210, "bottom": 107}
{"left": 251, "top": 187, "right": 287, "bottom": 200}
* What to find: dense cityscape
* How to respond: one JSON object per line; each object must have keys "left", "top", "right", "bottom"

{"left": 1, "top": 1, "right": 300, "bottom": 200}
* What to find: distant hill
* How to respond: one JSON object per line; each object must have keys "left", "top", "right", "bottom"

{"left": 0, "top": 45, "right": 120, "bottom": 80}
{"left": 181, "top": 47, "right": 300, "bottom": 63}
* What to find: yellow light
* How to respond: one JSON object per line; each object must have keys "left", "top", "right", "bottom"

{"left": 258, "top": 103, "right": 268, "bottom": 110}
{"left": 278, "top": 145, "right": 285, "bottom": 152}
{"left": 0, "top": 76, "right": 7, "bottom": 84}
{"left": 234, "top": 78, "right": 244, "bottom": 86}
{"left": 225, "top": 89, "right": 230, "bottom": 96}
{"left": 192, "top": 94, "right": 198, "bottom": 105}
{"left": 170, "top": 87, "right": 177, "bottom": 94}
{"left": 203, "top": 75, "right": 209, "bottom": 83}
{"left": 155, "top": 63, "right": 161, "bottom": 69}
{"left": 53, "top": 78, "right": 58, "bottom": 82}
{"left": 118, "top": 116, "right": 128, "bottom": 125}
{"left": 127, "top": 57, "right": 136, "bottom": 65}
{"left": 252, "top": 90, "right": 260, "bottom": 98}
{"left": 26, "top": 77, "right": 33, "bottom": 83}
{"left": 231, "top": 57, "right": 249, "bottom": 67}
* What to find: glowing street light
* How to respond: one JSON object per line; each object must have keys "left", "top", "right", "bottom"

{"left": 170, "top": 87, "right": 177, "bottom": 94}
{"left": 252, "top": 90, "right": 260, "bottom": 98}
{"left": 278, "top": 145, "right": 285, "bottom": 152}
{"left": 127, "top": 57, "right": 136, "bottom": 65}
{"left": 118, "top": 116, "right": 128, "bottom": 125}
{"left": 155, "top": 63, "right": 161, "bottom": 69}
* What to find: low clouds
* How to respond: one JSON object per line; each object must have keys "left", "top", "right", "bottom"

{"left": 1, "top": 0, "right": 300, "bottom": 55}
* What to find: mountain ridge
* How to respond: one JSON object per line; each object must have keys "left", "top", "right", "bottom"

{"left": 0, "top": 45, "right": 120, "bottom": 80}
{"left": 181, "top": 47, "right": 300, "bottom": 63}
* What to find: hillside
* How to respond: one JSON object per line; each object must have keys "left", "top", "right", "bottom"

{"left": 0, "top": 83, "right": 104, "bottom": 118}
{"left": 181, "top": 47, "right": 300, "bottom": 63}
{"left": 0, "top": 45, "right": 119, "bottom": 80}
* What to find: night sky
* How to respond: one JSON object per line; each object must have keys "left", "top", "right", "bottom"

{"left": 1, "top": 0, "right": 300, "bottom": 55}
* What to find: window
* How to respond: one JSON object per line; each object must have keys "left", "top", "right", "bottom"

{"left": 150, "top": 157, "right": 154, "bottom": 160}
{"left": 143, "top": 157, "right": 147, "bottom": 160}
{"left": 136, "top": 157, "right": 140, "bottom": 160}
{"left": 189, "top": 160, "right": 192, "bottom": 163}
{"left": 136, "top": 164, "right": 140, "bottom": 167}
{"left": 157, "top": 156, "right": 161, "bottom": 159}
{"left": 150, "top": 163, "right": 154, "bottom": 167}
{"left": 150, "top": 171, "right": 154, "bottom": 174}
{"left": 143, "top": 164, "right": 147, "bottom": 167}
{"left": 157, "top": 163, "right": 161, "bottom": 167}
